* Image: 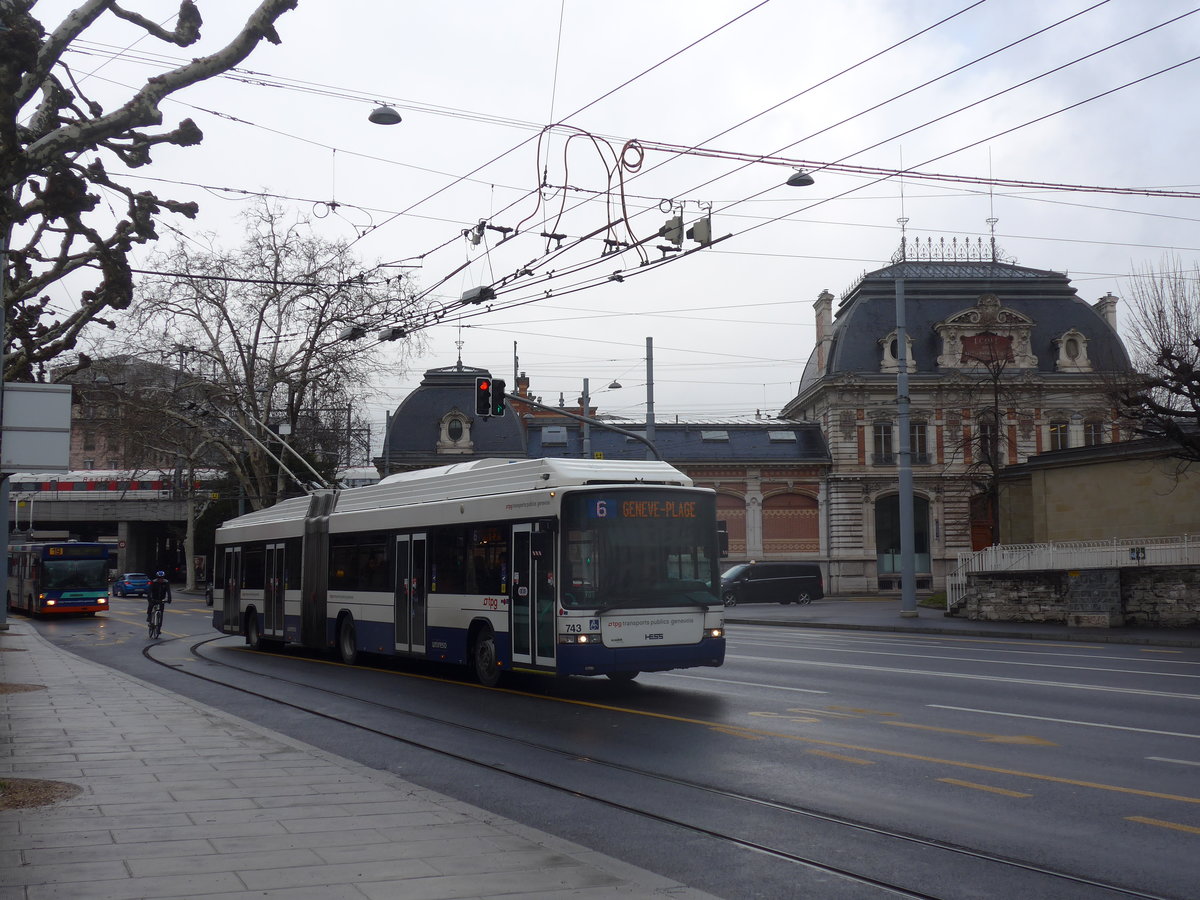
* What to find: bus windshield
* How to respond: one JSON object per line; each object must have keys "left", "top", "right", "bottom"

{"left": 561, "top": 489, "right": 719, "bottom": 611}
{"left": 42, "top": 559, "right": 110, "bottom": 592}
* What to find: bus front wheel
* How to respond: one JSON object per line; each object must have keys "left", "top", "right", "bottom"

{"left": 471, "top": 625, "right": 501, "bottom": 687}
{"left": 338, "top": 616, "right": 358, "bottom": 666}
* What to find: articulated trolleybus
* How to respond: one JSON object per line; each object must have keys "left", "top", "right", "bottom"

{"left": 8, "top": 541, "right": 112, "bottom": 615}
{"left": 212, "top": 458, "right": 725, "bottom": 684}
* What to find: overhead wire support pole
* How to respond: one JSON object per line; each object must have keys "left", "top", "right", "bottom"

{"left": 508, "top": 393, "right": 662, "bottom": 461}
{"left": 895, "top": 277, "right": 918, "bottom": 617}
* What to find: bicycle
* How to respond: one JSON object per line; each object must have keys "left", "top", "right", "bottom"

{"left": 148, "top": 600, "right": 165, "bottom": 639}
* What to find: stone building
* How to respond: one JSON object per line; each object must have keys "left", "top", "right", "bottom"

{"left": 780, "top": 240, "right": 1134, "bottom": 594}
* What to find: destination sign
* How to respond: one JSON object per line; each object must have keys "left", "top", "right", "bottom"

{"left": 586, "top": 498, "right": 697, "bottom": 519}
{"left": 47, "top": 545, "right": 108, "bottom": 558}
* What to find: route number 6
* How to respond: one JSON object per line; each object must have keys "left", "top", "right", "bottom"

{"left": 595, "top": 500, "right": 608, "bottom": 517}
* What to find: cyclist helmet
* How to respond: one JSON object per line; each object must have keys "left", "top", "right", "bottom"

{"left": 156, "top": 571, "right": 165, "bottom": 577}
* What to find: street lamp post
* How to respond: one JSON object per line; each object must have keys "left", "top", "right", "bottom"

{"left": 581, "top": 377, "right": 622, "bottom": 458}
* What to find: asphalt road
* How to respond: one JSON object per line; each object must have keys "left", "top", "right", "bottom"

{"left": 20, "top": 594, "right": 1200, "bottom": 900}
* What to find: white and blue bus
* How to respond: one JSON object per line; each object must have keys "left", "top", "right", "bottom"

{"left": 212, "top": 457, "right": 725, "bottom": 684}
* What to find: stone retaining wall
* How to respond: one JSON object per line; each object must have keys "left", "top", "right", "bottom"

{"left": 963, "top": 566, "right": 1200, "bottom": 627}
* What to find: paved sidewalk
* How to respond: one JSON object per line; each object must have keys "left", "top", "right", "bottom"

{"left": 0, "top": 623, "right": 718, "bottom": 900}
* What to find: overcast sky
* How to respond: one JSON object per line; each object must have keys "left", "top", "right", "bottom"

{"left": 36, "top": 0, "right": 1200, "bottom": 447}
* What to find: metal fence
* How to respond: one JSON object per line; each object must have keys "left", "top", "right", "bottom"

{"left": 946, "top": 534, "right": 1199, "bottom": 610}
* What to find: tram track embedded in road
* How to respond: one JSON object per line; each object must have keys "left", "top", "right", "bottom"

{"left": 142, "top": 636, "right": 1180, "bottom": 900}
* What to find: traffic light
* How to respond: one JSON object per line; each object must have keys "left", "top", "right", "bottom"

{"left": 475, "top": 377, "right": 492, "bottom": 416}
{"left": 686, "top": 215, "right": 712, "bottom": 246}
{"left": 474, "top": 377, "right": 506, "bottom": 417}
{"left": 659, "top": 214, "right": 683, "bottom": 246}
{"left": 491, "top": 379, "right": 506, "bottom": 417}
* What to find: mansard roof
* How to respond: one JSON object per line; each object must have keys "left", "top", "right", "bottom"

{"left": 380, "top": 364, "right": 527, "bottom": 461}
{"left": 817, "top": 257, "right": 1132, "bottom": 380}
{"left": 526, "top": 419, "right": 830, "bottom": 464}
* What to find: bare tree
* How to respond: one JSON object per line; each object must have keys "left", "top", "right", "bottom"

{"left": 1, "top": 0, "right": 299, "bottom": 381}
{"left": 1114, "top": 260, "right": 1200, "bottom": 462}
{"left": 946, "top": 344, "right": 1019, "bottom": 548}
{"left": 118, "top": 198, "right": 423, "bottom": 510}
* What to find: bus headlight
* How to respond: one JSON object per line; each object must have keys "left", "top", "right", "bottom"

{"left": 97, "top": 598, "right": 107, "bottom": 605}
{"left": 560, "top": 633, "right": 602, "bottom": 644}
{"left": 708, "top": 628, "right": 724, "bottom": 639}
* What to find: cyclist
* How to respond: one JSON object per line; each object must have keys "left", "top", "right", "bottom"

{"left": 147, "top": 570, "right": 172, "bottom": 625}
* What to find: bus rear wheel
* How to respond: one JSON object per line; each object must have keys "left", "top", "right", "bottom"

{"left": 245, "top": 611, "right": 261, "bottom": 650}
{"left": 338, "top": 616, "right": 358, "bottom": 666}
{"left": 471, "top": 625, "right": 500, "bottom": 687}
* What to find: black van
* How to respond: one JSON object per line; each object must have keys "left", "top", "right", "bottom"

{"left": 720, "top": 562, "right": 823, "bottom": 606}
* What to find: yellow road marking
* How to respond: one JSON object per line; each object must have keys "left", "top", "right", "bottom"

{"left": 1141, "top": 649, "right": 1182, "bottom": 655}
{"left": 938, "top": 778, "right": 1032, "bottom": 798}
{"left": 220, "top": 643, "right": 1200, "bottom": 807}
{"left": 786, "top": 707, "right": 862, "bottom": 719}
{"left": 888, "top": 721, "right": 1058, "bottom": 746}
{"left": 827, "top": 706, "right": 899, "bottom": 717}
{"left": 808, "top": 749, "right": 874, "bottom": 765}
{"left": 749, "top": 711, "right": 822, "bottom": 724}
{"left": 1127, "top": 816, "right": 1200, "bottom": 835}
{"left": 709, "top": 725, "right": 765, "bottom": 740}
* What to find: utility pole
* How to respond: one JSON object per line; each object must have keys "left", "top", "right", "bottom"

{"left": 645, "top": 337, "right": 656, "bottom": 460}
{"left": 896, "top": 277, "right": 917, "bottom": 617}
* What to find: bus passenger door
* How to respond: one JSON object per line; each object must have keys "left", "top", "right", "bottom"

{"left": 263, "top": 543, "right": 285, "bottom": 638}
{"left": 531, "top": 528, "right": 557, "bottom": 667}
{"left": 223, "top": 547, "right": 241, "bottom": 635}
{"left": 511, "top": 525, "right": 556, "bottom": 669}
{"left": 394, "top": 534, "right": 426, "bottom": 654}
{"left": 511, "top": 527, "right": 532, "bottom": 666}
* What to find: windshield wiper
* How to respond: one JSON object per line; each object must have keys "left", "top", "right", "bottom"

{"left": 593, "top": 601, "right": 645, "bottom": 616}
{"left": 593, "top": 597, "right": 716, "bottom": 616}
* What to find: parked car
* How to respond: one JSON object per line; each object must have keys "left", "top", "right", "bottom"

{"left": 721, "top": 562, "right": 823, "bottom": 606}
{"left": 112, "top": 572, "right": 151, "bottom": 597}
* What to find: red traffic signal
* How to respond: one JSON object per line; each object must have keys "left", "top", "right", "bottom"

{"left": 475, "top": 377, "right": 492, "bottom": 416}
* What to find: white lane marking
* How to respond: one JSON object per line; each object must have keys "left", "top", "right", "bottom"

{"left": 726, "top": 643, "right": 1200, "bottom": 680}
{"left": 658, "top": 672, "right": 827, "bottom": 694}
{"left": 1147, "top": 757, "right": 1200, "bottom": 767}
{"left": 724, "top": 653, "right": 1200, "bottom": 701}
{"left": 927, "top": 705, "right": 1200, "bottom": 740}
{"left": 726, "top": 629, "right": 1200, "bottom": 667}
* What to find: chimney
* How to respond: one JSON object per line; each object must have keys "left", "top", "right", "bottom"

{"left": 814, "top": 289, "right": 834, "bottom": 372}
{"left": 1093, "top": 292, "right": 1118, "bottom": 330}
